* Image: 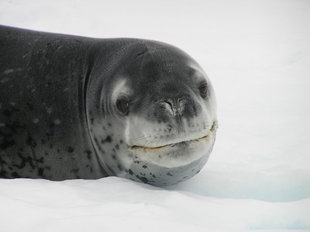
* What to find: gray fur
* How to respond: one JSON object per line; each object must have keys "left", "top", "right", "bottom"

{"left": 0, "top": 25, "right": 217, "bottom": 186}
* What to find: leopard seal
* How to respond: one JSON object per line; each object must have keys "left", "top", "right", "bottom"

{"left": 0, "top": 25, "right": 217, "bottom": 186}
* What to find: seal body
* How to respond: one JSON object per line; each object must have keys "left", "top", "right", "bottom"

{"left": 0, "top": 25, "right": 217, "bottom": 186}
{"left": 0, "top": 25, "right": 106, "bottom": 179}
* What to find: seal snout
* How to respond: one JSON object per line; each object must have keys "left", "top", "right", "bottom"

{"left": 155, "top": 94, "right": 199, "bottom": 122}
{"left": 158, "top": 97, "right": 186, "bottom": 117}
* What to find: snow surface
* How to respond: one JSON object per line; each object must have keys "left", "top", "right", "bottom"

{"left": 0, "top": 0, "right": 309, "bottom": 231}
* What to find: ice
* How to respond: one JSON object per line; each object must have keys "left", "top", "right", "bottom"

{"left": 0, "top": 0, "right": 309, "bottom": 231}
{"left": 1, "top": 178, "right": 309, "bottom": 231}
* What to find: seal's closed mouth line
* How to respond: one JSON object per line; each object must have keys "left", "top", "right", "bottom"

{"left": 130, "top": 121, "right": 217, "bottom": 151}
{"left": 130, "top": 133, "right": 209, "bottom": 150}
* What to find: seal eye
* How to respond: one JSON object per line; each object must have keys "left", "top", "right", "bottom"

{"left": 199, "top": 82, "right": 208, "bottom": 99}
{"left": 116, "top": 97, "right": 130, "bottom": 115}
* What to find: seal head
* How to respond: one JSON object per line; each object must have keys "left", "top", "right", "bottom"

{"left": 86, "top": 41, "right": 217, "bottom": 186}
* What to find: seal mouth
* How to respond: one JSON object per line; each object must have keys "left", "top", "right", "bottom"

{"left": 129, "top": 121, "right": 218, "bottom": 151}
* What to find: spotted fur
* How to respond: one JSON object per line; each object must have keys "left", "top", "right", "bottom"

{"left": 0, "top": 25, "right": 217, "bottom": 186}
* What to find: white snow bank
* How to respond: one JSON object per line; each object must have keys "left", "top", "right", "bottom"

{"left": 0, "top": 177, "right": 309, "bottom": 232}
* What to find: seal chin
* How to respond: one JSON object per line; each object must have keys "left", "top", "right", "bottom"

{"left": 128, "top": 121, "right": 218, "bottom": 168}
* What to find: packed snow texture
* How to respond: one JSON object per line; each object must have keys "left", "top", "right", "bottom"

{"left": 0, "top": 0, "right": 309, "bottom": 231}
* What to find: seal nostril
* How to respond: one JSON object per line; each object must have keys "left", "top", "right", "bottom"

{"left": 163, "top": 100, "right": 174, "bottom": 112}
{"left": 158, "top": 99, "right": 174, "bottom": 115}
{"left": 159, "top": 97, "right": 190, "bottom": 117}
{"left": 177, "top": 97, "right": 186, "bottom": 104}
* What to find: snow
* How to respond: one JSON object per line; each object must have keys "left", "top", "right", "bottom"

{"left": 0, "top": 0, "right": 309, "bottom": 231}
{"left": 1, "top": 178, "right": 310, "bottom": 232}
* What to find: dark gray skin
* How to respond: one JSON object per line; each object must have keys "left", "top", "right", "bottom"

{"left": 0, "top": 25, "right": 217, "bottom": 186}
